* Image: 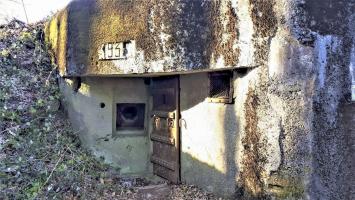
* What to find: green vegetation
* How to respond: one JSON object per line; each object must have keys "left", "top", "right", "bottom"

{"left": 0, "top": 20, "right": 140, "bottom": 199}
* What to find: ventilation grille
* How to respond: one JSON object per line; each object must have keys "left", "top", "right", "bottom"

{"left": 208, "top": 72, "right": 233, "bottom": 103}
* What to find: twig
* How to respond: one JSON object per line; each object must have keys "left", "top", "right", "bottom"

{"left": 45, "top": 66, "right": 57, "bottom": 87}
{"left": 21, "top": 0, "right": 29, "bottom": 24}
{"left": 45, "top": 151, "right": 63, "bottom": 184}
{"left": 41, "top": 149, "right": 64, "bottom": 192}
{"left": 0, "top": 126, "right": 18, "bottom": 135}
{"left": 31, "top": 148, "right": 65, "bottom": 200}
{"left": 65, "top": 145, "right": 74, "bottom": 156}
{"left": 0, "top": 128, "right": 12, "bottom": 135}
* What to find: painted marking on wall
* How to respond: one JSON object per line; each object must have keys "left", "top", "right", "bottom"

{"left": 98, "top": 41, "right": 135, "bottom": 60}
{"left": 99, "top": 43, "right": 125, "bottom": 60}
{"left": 315, "top": 35, "right": 339, "bottom": 88}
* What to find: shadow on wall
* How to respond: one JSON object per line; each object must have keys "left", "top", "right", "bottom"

{"left": 179, "top": 103, "right": 238, "bottom": 197}
{"left": 59, "top": 77, "right": 123, "bottom": 169}
{"left": 59, "top": 77, "right": 114, "bottom": 164}
{"left": 179, "top": 103, "right": 239, "bottom": 198}
{"left": 338, "top": 102, "right": 355, "bottom": 199}
{"left": 179, "top": 69, "right": 259, "bottom": 199}
{"left": 59, "top": 77, "right": 89, "bottom": 148}
{"left": 66, "top": 0, "right": 96, "bottom": 75}
{"left": 45, "top": 0, "right": 97, "bottom": 76}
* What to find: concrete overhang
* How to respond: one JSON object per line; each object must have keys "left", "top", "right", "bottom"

{"left": 62, "top": 66, "right": 257, "bottom": 79}
{"left": 45, "top": 0, "right": 259, "bottom": 77}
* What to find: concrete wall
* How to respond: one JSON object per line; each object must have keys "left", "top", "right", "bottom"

{"left": 60, "top": 72, "right": 244, "bottom": 198}
{"left": 180, "top": 73, "right": 238, "bottom": 196}
{"left": 54, "top": 0, "right": 354, "bottom": 199}
{"left": 59, "top": 77, "right": 151, "bottom": 175}
{"left": 59, "top": 71, "right": 249, "bottom": 198}
{"left": 179, "top": 69, "right": 284, "bottom": 199}
{"left": 45, "top": 0, "right": 257, "bottom": 77}
{"left": 180, "top": 0, "right": 355, "bottom": 198}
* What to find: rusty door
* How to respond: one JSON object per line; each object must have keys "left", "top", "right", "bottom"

{"left": 150, "top": 76, "right": 180, "bottom": 183}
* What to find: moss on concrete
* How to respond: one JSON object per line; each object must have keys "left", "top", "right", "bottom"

{"left": 237, "top": 88, "right": 269, "bottom": 199}
{"left": 268, "top": 172, "right": 306, "bottom": 199}
{"left": 44, "top": 0, "right": 254, "bottom": 77}
{"left": 44, "top": 9, "right": 68, "bottom": 76}
{"left": 249, "top": 0, "right": 277, "bottom": 64}
{"left": 208, "top": 0, "right": 240, "bottom": 67}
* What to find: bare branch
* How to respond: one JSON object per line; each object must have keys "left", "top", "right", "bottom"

{"left": 21, "top": 0, "right": 29, "bottom": 23}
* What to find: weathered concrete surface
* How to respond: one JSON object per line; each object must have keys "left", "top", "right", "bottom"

{"left": 180, "top": 0, "right": 353, "bottom": 199}
{"left": 51, "top": 0, "right": 355, "bottom": 199}
{"left": 59, "top": 77, "right": 151, "bottom": 175}
{"left": 233, "top": 0, "right": 354, "bottom": 199}
{"left": 45, "top": 0, "right": 259, "bottom": 77}
{"left": 300, "top": 1, "right": 354, "bottom": 199}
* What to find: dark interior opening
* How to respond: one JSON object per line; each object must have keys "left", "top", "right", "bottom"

{"left": 122, "top": 106, "right": 138, "bottom": 120}
{"left": 116, "top": 103, "right": 145, "bottom": 131}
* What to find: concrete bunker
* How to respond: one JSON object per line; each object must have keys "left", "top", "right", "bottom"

{"left": 59, "top": 70, "right": 241, "bottom": 196}
{"left": 45, "top": 0, "right": 354, "bottom": 199}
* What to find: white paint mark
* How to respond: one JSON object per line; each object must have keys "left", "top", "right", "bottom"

{"left": 111, "top": 41, "right": 147, "bottom": 74}
{"left": 159, "top": 24, "right": 171, "bottom": 56}
{"left": 268, "top": 33, "right": 285, "bottom": 78}
{"left": 350, "top": 45, "right": 355, "bottom": 101}
{"left": 315, "top": 35, "right": 339, "bottom": 88}
{"left": 236, "top": 0, "right": 255, "bottom": 67}
{"left": 215, "top": 56, "right": 226, "bottom": 68}
{"left": 148, "top": 9, "right": 156, "bottom": 33}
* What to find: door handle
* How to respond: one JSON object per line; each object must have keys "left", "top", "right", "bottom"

{"left": 179, "top": 118, "right": 187, "bottom": 129}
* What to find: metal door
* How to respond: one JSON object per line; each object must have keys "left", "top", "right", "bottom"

{"left": 150, "top": 76, "right": 180, "bottom": 183}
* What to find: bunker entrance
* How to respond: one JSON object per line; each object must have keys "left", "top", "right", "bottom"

{"left": 150, "top": 76, "right": 180, "bottom": 183}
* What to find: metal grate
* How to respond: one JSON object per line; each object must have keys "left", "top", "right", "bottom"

{"left": 208, "top": 72, "right": 233, "bottom": 103}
